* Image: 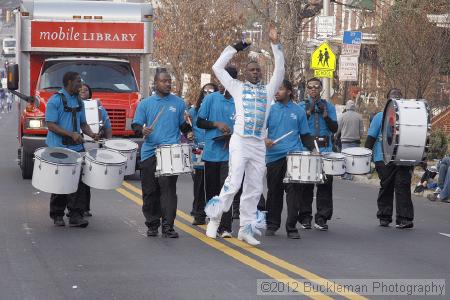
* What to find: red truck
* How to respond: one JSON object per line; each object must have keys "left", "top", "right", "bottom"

{"left": 8, "top": 0, "right": 153, "bottom": 178}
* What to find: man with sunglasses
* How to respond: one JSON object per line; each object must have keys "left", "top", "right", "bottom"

{"left": 298, "top": 77, "right": 338, "bottom": 231}
{"left": 205, "top": 24, "right": 285, "bottom": 245}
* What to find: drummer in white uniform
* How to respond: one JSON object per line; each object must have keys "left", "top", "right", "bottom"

{"left": 265, "top": 79, "right": 315, "bottom": 239}
{"left": 45, "top": 71, "right": 99, "bottom": 228}
{"left": 131, "top": 71, "right": 192, "bottom": 238}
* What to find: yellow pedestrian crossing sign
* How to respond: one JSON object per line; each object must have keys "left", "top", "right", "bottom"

{"left": 310, "top": 42, "right": 336, "bottom": 71}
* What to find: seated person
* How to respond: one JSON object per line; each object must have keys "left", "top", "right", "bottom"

{"left": 427, "top": 157, "right": 450, "bottom": 203}
{"left": 414, "top": 164, "right": 438, "bottom": 194}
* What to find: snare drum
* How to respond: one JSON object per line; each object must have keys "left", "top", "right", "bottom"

{"left": 284, "top": 151, "right": 323, "bottom": 184}
{"left": 82, "top": 149, "right": 127, "bottom": 190}
{"left": 322, "top": 152, "right": 346, "bottom": 176}
{"left": 382, "top": 99, "right": 430, "bottom": 165}
{"left": 104, "top": 139, "right": 139, "bottom": 176}
{"left": 32, "top": 147, "right": 82, "bottom": 194}
{"left": 341, "top": 147, "right": 372, "bottom": 174}
{"left": 155, "top": 144, "right": 192, "bottom": 177}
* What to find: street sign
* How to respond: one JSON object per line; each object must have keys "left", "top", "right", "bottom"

{"left": 316, "top": 16, "right": 336, "bottom": 40}
{"left": 341, "top": 44, "right": 361, "bottom": 56}
{"left": 310, "top": 42, "right": 336, "bottom": 71}
{"left": 343, "top": 31, "right": 362, "bottom": 45}
{"left": 339, "top": 56, "right": 359, "bottom": 81}
{"left": 314, "top": 69, "right": 334, "bottom": 79}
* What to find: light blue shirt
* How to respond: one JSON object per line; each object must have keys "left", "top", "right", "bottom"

{"left": 98, "top": 104, "right": 111, "bottom": 129}
{"left": 45, "top": 88, "right": 86, "bottom": 152}
{"left": 299, "top": 98, "right": 337, "bottom": 152}
{"left": 266, "top": 100, "right": 311, "bottom": 164}
{"left": 132, "top": 93, "right": 186, "bottom": 161}
{"left": 188, "top": 106, "right": 205, "bottom": 145}
{"left": 367, "top": 111, "right": 383, "bottom": 162}
{"left": 198, "top": 92, "right": 235, "bottom": 162}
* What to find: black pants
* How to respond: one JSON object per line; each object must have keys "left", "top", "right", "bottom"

{"left": 266, "top": 158, "right": 303, "bottom": 233}
{"left": 50, "top": 177, "right": 89, "bottom": 219}
{"left": 375, "top": 162, "right": 414, "bottom": 223}
{"left": 191, "top": 168, "right": 206, "bottom": 219}
{"left": 204, "top": 161, "right": 233, "bottom": 233}
{"left": 299, "top": 176, "right": 334, "bottom": 223}
{"left": 141, "top": 156, "right": 178, "bottom": 231}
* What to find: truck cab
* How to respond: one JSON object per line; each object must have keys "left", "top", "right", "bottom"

{"left": 9, "top": 0, "right": 153, "bottom": 179}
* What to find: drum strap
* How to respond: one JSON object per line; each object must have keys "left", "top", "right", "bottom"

{"left": 58, "top": 93, "right": 82, "bottom": 133}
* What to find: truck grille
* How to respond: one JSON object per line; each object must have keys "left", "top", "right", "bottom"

{"left": 106, "top": 109, "right": 126, "bottom": 130}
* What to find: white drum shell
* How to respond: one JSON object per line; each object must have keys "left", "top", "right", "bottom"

{"left": 284, "top": 152, "right": 323, "bottom": 183}
{"left": 323, "top": 153, "right": 346, "bottom": 176}
{"left": 104, "top": 139, "right": 138, "bottom": 176}
{"left": 81, "top": 150, "right": 127, "bottom": 190}
{"left": 32, "top": 148, "right": 81, "bottom": 194}
{"left": 155, "top": 144, "right": 192, "bottom": 177}
{"left": 342, "top": 147, "right": 372, "bottom": 175}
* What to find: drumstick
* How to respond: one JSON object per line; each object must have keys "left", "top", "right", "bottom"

{"left": 84, "top": 139, "right": 105, "bottom": 144}
{"left": 150, "top": 106, "right": 166, "bottom": 129}
{"left": 314, "top": 140, "right": 320, "bottom": 153}
{"left": 185, "top": 110, "right": 192, "bottom": 127}
{"left": 273, "top": 131, "right": 293, "bottom": 144}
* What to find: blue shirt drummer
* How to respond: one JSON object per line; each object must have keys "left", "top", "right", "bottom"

{"left": 197, "top": 91, "right": 235, "bottom": 162}
{"left": 299, "top": 97, "right": 337, "bottom": 153}
{"left": 266, "top": 100, "right": 311, "bottom": 163}
{"left": 132, "top": 93, "right": 186, "bottom": 162}
{"left": 188, "top": 106, "right": 205, "bottom": 170}
{"left": 45, "top": 88, "right": 86, "bottom": 152}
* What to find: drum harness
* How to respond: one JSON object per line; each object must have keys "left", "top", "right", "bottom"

{"left": 58, "top": 92, "right": 83, "bottom": 146}
{"left": 305, "top": 99, "right": 329, "bottom": 148}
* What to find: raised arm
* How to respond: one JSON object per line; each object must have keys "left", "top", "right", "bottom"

{"left": 266, "top": 24, "right": 285, "bottom": 97}
{"left": 212, "top": 46, "right": 242, "bottom": 94}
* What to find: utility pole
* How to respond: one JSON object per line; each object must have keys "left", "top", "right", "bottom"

{"left": 322, "top": 0, "right": 331, "bottom": 101}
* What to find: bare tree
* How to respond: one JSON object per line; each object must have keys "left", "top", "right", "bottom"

{"left": 377, "top": 0, "right": 450, "bottom": 102}
{"left": 154, "top": 0, "right": 244, "bottom": 102}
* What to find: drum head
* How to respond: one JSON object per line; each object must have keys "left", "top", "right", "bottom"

{"left": 86, "top": 149, "right": 127, "bottom": 165}
{"left": 324, "top": 152, "right": 345, "bottom": 159}
{"left": 382, "top": 99, "right": 398, "bottom": 163}
{"left": 341, "top": 147, "right": 372, "bottom": 156}
{"left": 36, "top": 147, "right": 80, "bottom": 164}
{"left": 104, "top": 139, "right": 138, "bottom": 151}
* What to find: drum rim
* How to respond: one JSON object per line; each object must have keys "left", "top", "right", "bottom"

{"left": 157, "top": 143, "right": 190, "bottom": 148}
{"left": 34, "top": 147, "right": 81, "bottom": 166}
{"left": 84, "top": 149, "right": 127, "bottom": 166}
{"left": 341, "top": 147, "right": 372, "bottom": 157}
{"left": 104, "top": 139, "right": 138, "bottom": 152}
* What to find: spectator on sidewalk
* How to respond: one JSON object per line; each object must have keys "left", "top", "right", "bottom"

{"left": 427, "top": 157, "right": 450, "bottom": 203}
{"left": 336, "top": 100, "right": 364, "bottom": 180}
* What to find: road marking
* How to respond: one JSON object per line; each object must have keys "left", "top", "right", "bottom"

{"left": 116, "top": 186, "right": 332, "bottom": 299}
{"left": 439, "top": 232, "right": 450, "bottom": 238}
{"left": 120, "top": 181, "right": 367, "bottom": 300}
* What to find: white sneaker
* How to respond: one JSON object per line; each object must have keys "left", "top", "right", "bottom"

{"left": 206, "top": 217, "right": 220, "bottom": 238}
{"left": 238, "top": 225, "right": 260, "bottom": 246}
{"left": 220, "top": 231, "right": 232, "bottom": 238}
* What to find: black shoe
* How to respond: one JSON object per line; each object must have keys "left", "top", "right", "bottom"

{"left": 314, "top": 219, "right": 328, "bottom": 231}
{"left": 265, "top": 229, "right": 276, "bottom": 236}
{"left": 83, "top": 211, "right": 93, "bottom": 217}
{"left": 147, "top": 228, "right": 158, "bottom": 237}
{"left": 379, "top": 219, "right": 390, "bottom": 227}
{"left": 300, "top": 222, "right": 312, "bottom": 229}
{"left": 192, "top": 217, "right": 206, "bottom": 226}
{"left": 396, "top": 220, "right": 413, "bottom": 229}
{"left": 162, "top": 229, "right": 179, "bottom": 238}
{"left": 53, "top": 216, "right": 65, "bottom": 227}
{"left": 69, "top": 215, "right": 89, "bottom": 228}
{"left": 287, "top": 231, "right": 301, "bottom": 239}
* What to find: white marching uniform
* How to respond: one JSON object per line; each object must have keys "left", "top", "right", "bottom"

{"left": 206, "top": 43, "right": 284, "bottom": 235}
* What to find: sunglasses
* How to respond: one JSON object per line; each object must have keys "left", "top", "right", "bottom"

{"left": 307, "top": 85, "right": 321, "bottom": 90}
{"left": 203, "top": 89, "right": 215, "bottom": 94}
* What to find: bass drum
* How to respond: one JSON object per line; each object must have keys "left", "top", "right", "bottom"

{"left": 382, "top": 99, "right": 430, "bottom": 165}
{"left": 32, "top": 147, "right": 82, "bottom": 194}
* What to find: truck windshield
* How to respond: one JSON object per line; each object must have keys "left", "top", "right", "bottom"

{"left": 39, "top": 60, "right": 138, "bottom": 93}
{"left": 4, "top": 40, "right": 15, "bottom": 47}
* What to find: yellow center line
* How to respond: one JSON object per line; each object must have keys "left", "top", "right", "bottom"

{"left": 116, "top": 186, "right": 331, "bottom": 299}
{"left": 119, "top": 181, "right": 367, "bottom": 299}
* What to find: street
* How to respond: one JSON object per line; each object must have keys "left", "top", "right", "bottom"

{"left": 1, "top": 106, "right": 450, "bottom": 300}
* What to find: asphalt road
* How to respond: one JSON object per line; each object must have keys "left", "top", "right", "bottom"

{"left": 1, "top": 106, "right": 449, "bottom": 300}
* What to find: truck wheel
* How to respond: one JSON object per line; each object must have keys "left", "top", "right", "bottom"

{"left": 21, "top": 148, "right": 34, "bottom": 179}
